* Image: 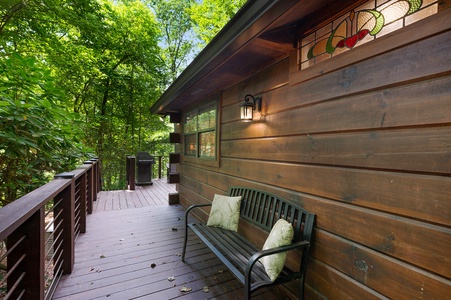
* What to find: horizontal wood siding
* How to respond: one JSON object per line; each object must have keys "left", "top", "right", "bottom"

{"left": 177, "top": 9, "right": 451, "bottom": 300}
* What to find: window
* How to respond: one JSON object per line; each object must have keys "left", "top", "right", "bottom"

{"left": 184, "top": 103, "right": 217, "bottom": 159}
{"left": 299, "top": 0, "right": 438, "bottom": 70}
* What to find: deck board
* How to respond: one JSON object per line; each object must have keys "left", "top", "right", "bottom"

{"left": 54, "top": 180, "right": 292, "bottom": 299}
{"left": 93, "top": 179, "right": 175, "bottom": 211}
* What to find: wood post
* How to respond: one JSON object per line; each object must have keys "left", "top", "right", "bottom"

{"left": 54, "top": 173, "right": 75, "bottom": 275}
{"left": 129, "top": 156, "right": 135, "bottom": 190}
{"left": 7, "top": 207, "right": 45, "bottom": 300}
{"left": 83, "top": 161, "right": 94, "bottom": 214}
{"left": 78, "top": 172, "right": 87, "bottom": 233}
{"left": 158, "top": 155, "right": 162, "bottom": 179}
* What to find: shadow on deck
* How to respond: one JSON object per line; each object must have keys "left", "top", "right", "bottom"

{"left": 53, "top": 180, "right": 289, "bottom": 299}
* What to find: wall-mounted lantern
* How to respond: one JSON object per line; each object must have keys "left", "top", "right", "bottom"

{"left": 240, "top": 94, "right": 262, "bottom": 122}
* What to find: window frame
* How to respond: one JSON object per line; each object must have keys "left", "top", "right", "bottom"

{"left": 182, "top": 101, "right": 219, "bottom": 167}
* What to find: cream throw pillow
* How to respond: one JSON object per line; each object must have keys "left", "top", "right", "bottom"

{"left": 261, "top": 219, "right": 294, "bottom": 281}
{"left": 206, "top": 194, "right": 242, "bottom": 232}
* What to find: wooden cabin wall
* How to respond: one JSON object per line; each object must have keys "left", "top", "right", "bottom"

{"left": 177, "top": 8, "right": 451, "bottom": 300}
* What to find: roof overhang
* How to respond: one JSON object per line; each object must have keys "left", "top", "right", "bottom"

{"left": 150, "top": 0, "right": 365, "bottom": 115}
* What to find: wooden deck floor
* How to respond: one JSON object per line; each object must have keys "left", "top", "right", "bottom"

{"left": 53, "top": 180, "right": 290, "bottom": 299}
{"left": 93, "top": 179, "right": 177, "bottom": 211}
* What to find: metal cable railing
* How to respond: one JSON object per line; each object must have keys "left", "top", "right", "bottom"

{"left": 0, "top": 158, "right": 101, "bottom": 300}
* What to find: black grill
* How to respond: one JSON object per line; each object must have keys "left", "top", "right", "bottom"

{"left": 136, "top": 152, "right": 154, "bottom": 185}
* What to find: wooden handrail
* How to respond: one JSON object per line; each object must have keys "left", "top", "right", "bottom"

{"left": 0, "top": 158, "right": 101, "bottom": 300}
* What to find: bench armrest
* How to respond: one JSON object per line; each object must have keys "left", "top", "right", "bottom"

{"left": 245, "top": 241, "right": 310, "bottom": 287}
{"left": 186, "top": 203, "right": 212, "bottom": 213}
{"left": 182, "top": 203, "right": 213, "bottom": 262}
{"left": 185, "top": 203, "right": 212, "bottom": 226}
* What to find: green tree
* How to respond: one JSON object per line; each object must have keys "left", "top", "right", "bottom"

{"left": 0, "top": 54, "right": 88, "bottom": 206}
{"left": 150, "top": 0, "right": 196, "bottom": 83}
{"left": 189, "top": 0, "right": 247, "bottom": 45}
{"left": 0, "top": 0, "right": 247, "bottom": 199}
{"left": 74, "top": 0, "right": 170, "bottom": 189}
{"left": 0, "top": 0, "right": 102, "bottom": 53}
{"left": 0, "top": 0, "right": 100, "bottom": 205}
{"left": 0, "top": 0, "right": 171, "bottom": 196}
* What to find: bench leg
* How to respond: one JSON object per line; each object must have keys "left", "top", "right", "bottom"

{"left": 299, "top": 246, "right": 309, "bottom": 300}
{"left": 181, "top": 223, "right": 189, "bottom": 262}
{"left": 181, "top": 231, "right": 188, "bottom": 262}
{"left": 299, "top": 274, "right": 305, "bottom": 300}
{"left": 244, "top": 287, "right": 251, "bottom": 300}
{"left": 245, "top": 272, "right": 251, "bottom": 300}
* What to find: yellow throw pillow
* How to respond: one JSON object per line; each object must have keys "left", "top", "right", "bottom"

{"left": 206, "top": 194, "right": 242, "bottom": 232}
{"left": 260, "top": 219, "right": 294, "bottom": 281}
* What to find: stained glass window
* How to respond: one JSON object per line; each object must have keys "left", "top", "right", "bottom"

{"left": 299, "top": 0, "right": 438, "bottom": 70}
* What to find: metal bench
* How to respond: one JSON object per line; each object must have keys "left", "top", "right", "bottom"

{"left": 182, "top": 186, "right": 315, "bottom": 299}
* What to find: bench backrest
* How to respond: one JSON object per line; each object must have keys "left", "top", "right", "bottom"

{"left": 228, "top": 186, "right": 315, "bottom": 244}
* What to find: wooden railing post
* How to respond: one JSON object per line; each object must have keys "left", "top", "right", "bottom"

{"left": 7, "top": 207, "right": 45, "bottom": 300}
{"left": 83, "top": 161, "right": 94, "bottom": 215}
{"left": 90, "top": 158, "right": 100, "bottom": 199}
{"left": 78, "top": 171, "right": 87, "bottom": 233}
{"left": 158, "top": 155, "right": 162, "bottom": 179}
{"left": 126, "top": 155, "right": 131, "bottom": 186}
{"left": 126, "top": 156, "right": 129, "bottom": 184}
{"left": 54, "top": 172, "right": 75, "bottom": 275}
{"left": 129, "top": 156, "right": 135, "bottom": 190}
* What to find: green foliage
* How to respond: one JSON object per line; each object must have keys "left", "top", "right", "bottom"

{"left": 0, "top": 53, "right": 90, "bottom": 206}
{"left": 189, "top": 0, "right": 247, "bottom": 45}
{"left": 150, "top": 0, "right": 196, "bottom": 83}
{"left": 0, "top": 0, "right": 247, "bottom": 202}
{"left": 72, "top": 0, "right": 170, "bottom": 189}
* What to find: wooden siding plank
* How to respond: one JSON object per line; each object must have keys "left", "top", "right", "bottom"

{"left": 218, "top": 158, "right": 451, "bottom": 227}
{"left": 307, "top": 259, "right": 389, "bottom": 300}
{"left": 222, "top": 58, "right": 290, "bottom": 108}
{"left": 221, "top": 126, "right": 451, "bottom": 174}
{"left": 312, "top": 229, "right": 451, "bottom": 300}
{"left": 222, "top": 74, "right": 451, "bottom": 139}
{"left": 305, "top": 197, "right": 450, "bottom": 279}
{"left": 179, "top": 164, "right": 240, "bottom": 194}
{"left": 178, "top": 184, "right": 212, "bottom": 223}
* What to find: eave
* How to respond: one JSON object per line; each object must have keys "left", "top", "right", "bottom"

{"left": 150, "top": 0, "right": 366, "bottom": 115}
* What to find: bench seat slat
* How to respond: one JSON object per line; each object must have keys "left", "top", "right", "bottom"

{"left": 189, "top": 223, "right": 246, "bottom": 282}
{"left": 189, "top": 223, "right": 270, "bottom": 283}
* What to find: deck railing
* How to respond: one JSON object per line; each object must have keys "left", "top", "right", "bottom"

{"left": 0, "top": 158, "right": 101, "bottom": 300}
